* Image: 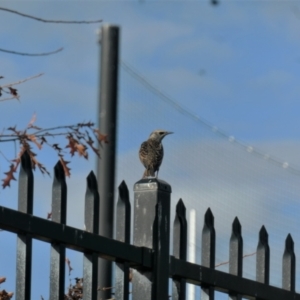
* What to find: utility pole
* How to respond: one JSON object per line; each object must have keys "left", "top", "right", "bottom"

{"left": 97, "top": 24, "right": 119, "bottom": 300}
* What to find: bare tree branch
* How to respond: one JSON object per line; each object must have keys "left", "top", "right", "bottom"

{"left": 1, "top": 73, "right": 43, "bottom": 88}
{"left": 0, "top": 73, "right": 43, "bottom": 102}
{"left": 0, "top": 47, "right": 63, "bottom": 56}
{"left": 0, "top": 96, "right": 18, "bottom": 102}
{"left": 215, "top": 251, "right": 257, "bottom": 268}
{"left": 0, "top": 7, "right": 102, "bottom": 24}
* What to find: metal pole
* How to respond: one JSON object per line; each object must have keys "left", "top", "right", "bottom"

{"left": 97, "top": 24, "right": 119, "bottom": 299}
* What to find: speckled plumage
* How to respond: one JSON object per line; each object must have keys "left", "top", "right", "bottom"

{"left": 139, "top": 130, "right": 173, "bottom": 178}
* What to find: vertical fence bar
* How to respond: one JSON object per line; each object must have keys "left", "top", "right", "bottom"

{"left": 50, "top": 161, "right": 67, "bottom": 300}
{"left": 172, "top": 199, "right": 187, "bottom": 300}
{"left": 97, "top": 24, "right": 120, "bottom": 300}
{"left": 152, "top": 192, "right": 171, "bottom": 299}
{"left": 115, "top": 181, "right": 131, "bottom": 300}
{"left": 229, "top": 217, "right": 243, "bottom": 300}
{"left": 132, "top": 178, "right": 171, "bottom": 300}
{"left": 201, "top": 208, "right": 215, "bottom": 300}
{"left": 282, "top": 234, "right": 295, "bottom": 292}
{"left": 256, "top": 226, "right": 270, "bottom": 284}
{"left": 83, "top": 171, "right": 100, "bottom": 300}
{"left": 16, "top": 151, "right": 33, "bottom": 300}
{"left": 187, "top": 209, "right": 196, "bottom": 300}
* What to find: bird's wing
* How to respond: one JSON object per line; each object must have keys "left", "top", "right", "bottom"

{"left": 139, "top": 141, "right": 149, "bottom": 167}
{"left": 154, "top": 144, "right": 164, "bottom": 168}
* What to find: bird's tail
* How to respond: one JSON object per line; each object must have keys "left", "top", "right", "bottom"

{"left": 143, "top": 169, "right": 155, "bottom": 178}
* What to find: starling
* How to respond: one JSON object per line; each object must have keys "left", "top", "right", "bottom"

{"left": 139, "top": 130, "right": 173, "bottom": 178}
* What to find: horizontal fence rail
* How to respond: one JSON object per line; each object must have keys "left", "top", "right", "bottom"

{"left": 1, "top": 151, "right": 300, "bottom": 299}
{"left": 170, "top": 257, "right": 300, "bottom": 300}
{"left": 0, "top": 206, "right": 152, "bottom": 268}
{"left": 1, "top": 206, "right": 300, "bottom": 300}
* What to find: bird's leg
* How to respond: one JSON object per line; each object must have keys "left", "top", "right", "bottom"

{"left": 143, "top": 169, "right": 148, "bottom": 178}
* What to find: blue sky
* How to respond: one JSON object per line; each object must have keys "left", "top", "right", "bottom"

{"left": 1, "top": 1, "right": 300, "bottom": 299}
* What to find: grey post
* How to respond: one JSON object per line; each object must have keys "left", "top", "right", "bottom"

{"left": 97, "top": 24, "right": 119, "bottom": 299}
{"left": 132, "top": 178, "right": 171, "bottom": 300}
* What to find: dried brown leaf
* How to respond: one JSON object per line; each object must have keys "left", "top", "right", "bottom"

{"left": 27, "top": 113, "right": 37, "bottom": 128}
{"left": 60, "top": 158, "right": 71, "bottom": 177}
{"left": 0, "top": 289, "right": 14, "bottom": 299}
{"left": 76, "top": 144, "right": 88, "bottom": 159}
{"left": 66, "top": 136, "right": 77, "bottom": 156}
{"left": 47, "top": 212, "right": 52, "bottom": 220}
{"left": 8, "top": 87, "right": 17, "bottom": 96}
{"left": 65, "top": 257, "right": 73, "bottom": 275}
{"left": 2, "top": 164, "right": 16, "bottom": 188}
{"left": 28, "top": 134, "right": 42, "bottom": 149}
{"left": 86, "top": 138, "right": 100, "bottom": 157}
{"left": 0, "top": 277, "right": 6, "bottom": 284}
{"left": 93, "top": 129, "right": 108, "bottom": 144}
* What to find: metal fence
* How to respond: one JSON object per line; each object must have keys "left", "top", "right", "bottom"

{"left": 0, "top": 151, "right": 300, "bottom": 300}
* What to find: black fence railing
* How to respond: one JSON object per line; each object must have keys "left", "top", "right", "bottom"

{"left": 0, "top": 151, "right": 300, "bottom": 299}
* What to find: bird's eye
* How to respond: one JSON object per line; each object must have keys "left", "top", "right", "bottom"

{"left": 159, "top": 132, "right": 164, "bottom": 135}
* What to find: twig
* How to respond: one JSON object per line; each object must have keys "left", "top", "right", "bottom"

{"left": 0, "top": 7, "right": 102, "bottom": 24}
{"left": 1, "top": 73, "right": 43, "bottom": 88}
{"left": 0, "top": 47, "right": 63, "bottom": 56}
{"left": 0, "top": 96, "right": 18, "bottom": 102}
{"left": 215, "top": 251, "right": 256, "bottom": 268}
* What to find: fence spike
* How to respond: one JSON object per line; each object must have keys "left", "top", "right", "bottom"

{"left": 229, "top": 217, "right": 243, "bottom": 300}
{"left": 173, "top": 199, "right": 187, "bottom": 259}
{"left": 201, "top": 207, "right": 215, "bottom": 300}
{"left": 256, "top": 225, "right": 270, "bottom": 284}
{"left": 83, "top": 170, "right": 100, "bottom": 300}
{"left": 204, "top": 207, "right": 214, "bottom": 229}
{"left": 282, "top": 233, "right": 296, "bottom": 292}
{"left": 172, "top": 199, "right": 187, "bottom": 300}
{"left": 87, "top": 170, "right": 98, "bottom": 191}
{"left": 85, "top": 171, "right": 99, "bottom": 234}
{"left": 232, "top": 217, "right": 241, "bottom": 237}
{"left": 50, "top": 160, "right": 67, "bottom": 300}
{"left": 16, "top": 150, "right": 33, "bottom": 300}
{"left": 117, "top": 180, "right": 131, "bottom": 243}
{"left": 18, "top": 150, "right": 33, "bottom": 213}
{"left": 51, "top": 160, "right": 67, "bottom": 223}
{"left": 176, "top": 198, "right": 186, "bottom": 218}
{"left": 21, "top": 149, "right": 32, "bottom": 169}
{"left": 202, "top": 207, "right": 215, "bottom": 267}
{"left": 115, "top": 180, "right": 131, "bottom": 300}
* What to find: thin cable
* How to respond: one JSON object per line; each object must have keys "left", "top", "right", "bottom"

{"left": 121, "top": 60, "right": 300, "bottom": 175}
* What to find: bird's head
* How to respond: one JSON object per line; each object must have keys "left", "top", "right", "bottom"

{"left": 148, "top": 130, "right": 173, "bottom": 142}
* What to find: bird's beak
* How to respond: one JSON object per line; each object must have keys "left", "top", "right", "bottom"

{"left": 166, "top": 132, "right": 174, "bottom": 135}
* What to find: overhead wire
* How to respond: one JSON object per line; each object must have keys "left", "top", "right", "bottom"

{"left": 121, "top": 60, "right": 300, "bottom": 176}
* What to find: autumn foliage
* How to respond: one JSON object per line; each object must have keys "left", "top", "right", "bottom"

{"left": 0, "top": 116, "right": 108, "bottom": 188}
{"left": 0, "top": 278, "right": 13, "bottom": 300}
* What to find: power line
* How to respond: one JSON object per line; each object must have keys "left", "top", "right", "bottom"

{"left": 121, "top": 60, "right": 300, "bottom": 176}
